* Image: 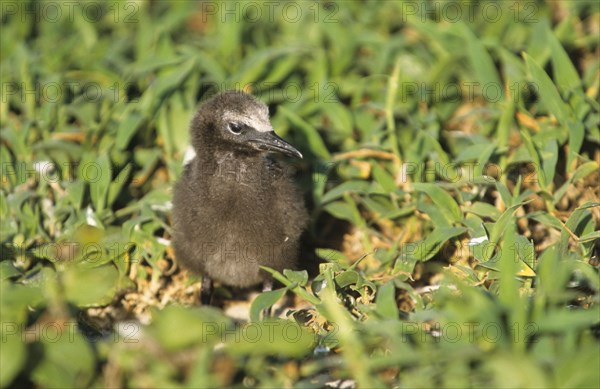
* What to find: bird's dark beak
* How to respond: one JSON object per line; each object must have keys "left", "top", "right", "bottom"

{"left": 249, "top": 131, "right": 303, "bottom": 159}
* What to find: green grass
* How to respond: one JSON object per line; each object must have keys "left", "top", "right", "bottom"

{"left": 1, "top": 1, "right": 599, "bottom": 387}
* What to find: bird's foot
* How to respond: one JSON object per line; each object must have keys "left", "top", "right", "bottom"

{"left": 262, "top": 279, "right": 273, "bottom": 293}
{"left": 200, "top": 276, "right": 213, "bottom": 305}
{"left": 262, "top": 279, "right": 274, "bottom": 317}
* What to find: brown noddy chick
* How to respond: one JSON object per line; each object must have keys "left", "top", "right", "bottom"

{"left": 172, "top": 91, "right": 308, "bottom": 304}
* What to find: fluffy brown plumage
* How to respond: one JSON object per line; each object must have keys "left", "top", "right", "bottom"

{"left": 172, "top": 91, "right": 308, "bottom": 294}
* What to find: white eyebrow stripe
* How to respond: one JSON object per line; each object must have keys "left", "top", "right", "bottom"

{"left": 222, "top": 112, "right": 273, "bottom": 133}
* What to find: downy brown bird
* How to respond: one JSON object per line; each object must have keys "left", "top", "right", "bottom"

{"left": 172, "top": 91, "right": 308, "bottom": 303}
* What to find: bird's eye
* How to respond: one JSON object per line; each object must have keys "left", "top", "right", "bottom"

{"left": 228, "top": 122, "right": 243, "bottom": 135}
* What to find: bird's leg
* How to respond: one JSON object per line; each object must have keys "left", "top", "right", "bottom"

{"left": 200, "top": 276, "right": 213, "bottom": 305}
{"left": 262, "top": 278, "right": 273, "bottom": 317}
{"left": 262, "top": 278, "right": 273, "bottom": 292}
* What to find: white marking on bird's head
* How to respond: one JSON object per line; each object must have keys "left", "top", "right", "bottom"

{"left": 222, "top": 110, "right": 273, "bottom": 133}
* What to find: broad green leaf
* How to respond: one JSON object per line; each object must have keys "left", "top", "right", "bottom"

{"left": 152, "top": 58, "right": 196, "bottom": 101}
{"left": 553, "top": 347, "right": 600, "bottom": 389}
{"left": 371, "top": 163, "right": 397, "bottom": 193}
{"left": 488, "top": 202, "right": 526, "bottom": 258}
{"left": 62, "top": 180, "right": 85, "bottom": 209}
{"left": 361, "top": 196, "right": 393, "bottom": 216}
{"left": 334, "top": 270, "right": 359, "bottom": 288}
{"left": 546, "top": 25, "right": 582, "bottom": 94}
{"left": 527, "top": 211, "right": 564, "bottom": 231}
{"left": 384, "top": 205, "right": 416, "bottom": 220}
{"left": 560, "top": 202, "right": 598, "bottom": 255}
{"left": 107, "top": 163, "right": 132, "bottom": 207}
{"left": 31, "top": 327, "right": 95, "bottom": 388}
{"left": 497, "top": 99, "right": 514, "bottom": 152}
{"left": 537, "top": 309, "right": 600, "bottom": 332}
{"left": 231, "top": 48, "right": 296, "bottom": 87}
{"left": 495, "top": 180, "right": 513, "bottom": 207}
{"left": 523, "top": 52, "right": 572, "bottom": 125}
{"left": 467, "top": 202, "right": 501, "bottom": 221}
{"left": 323, "top": 200, "right": 359, "bottom": 224}
{"left": 408, "top": 226, "right": 467, "bottom": 262}
{"left": 283, "top": 269, "right": 309, "bottom": 286}
{"left": 520, "top": 129, "right": 546, "bottom": 189}
{"left": 541, "top": 140, "right": 558, "bottom": 188}
{"left": 250, "top": 288, "right": 288, "bottom": 322}
{"left": 553, "top": 161, "right": 599, "bottom": 204}
{"left": 261, "top": 55, "right": 300, "bottom": 86}
{"left": 454, "top": 142, "right": 494, "bottom": 163}
{"left": 320, "top": 180, "right": 371, "bottom": 205}
{"left": 579, "top": 230, "right": 600, "bottom": 244}
{"left": 458, "top": 23, "right": 503, "bottom": 100}
{"left": 260, "top": 266, "right": 320, "bottom": 305}
{"left": 315, "top": 248, "right": 350, "bottom": 265}
{"left": 148, "top": 305, "right": 232, "bottom": 350}
{"left": 375, "top": 282, "right": 399, "bottom": 319}
{"left": 62, "top": 264, "right": 120, "bottom": 307}
{"left": 226, "top": 319, "right": 316, "bottom": 358}
{"left": 567, "top": 122, "right": 586, "bottom": 170}
{"left": 422, "top": 132, "right": 450, "bottom": 165}
{"left": 0, "top": 280, "right": 44, "bottom": 324}
{"left": 325, "top": 102, "right": 354, "bottom": 138}
{"left": 115, "top": 109, "right": 144, "bottom": 150}
{"left": 476, "top": 255, "right": 536, "bottom": 278}
{"left": 0, "top": 260, "right": 20, "bottom": 279}
{"left": 195, "top": 50, "right": 226, "bottom": 81}
{"left": 87, "top": 154, "right": 111, "bottom": 213}
{"left": 413, "top": 183, "right": 463, "bottom": 225}
{"left": 0, "top": 324, "right": 26, "bottom": 388}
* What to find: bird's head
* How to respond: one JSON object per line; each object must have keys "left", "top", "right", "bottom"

{"left": 190, "top": 91, "right": 302, "bottom": 159}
